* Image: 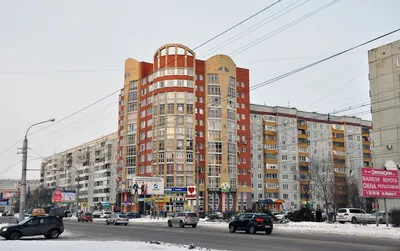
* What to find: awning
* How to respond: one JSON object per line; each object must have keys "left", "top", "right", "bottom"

{"left": 274, "top": 199, "right": 285, "bottom": 204}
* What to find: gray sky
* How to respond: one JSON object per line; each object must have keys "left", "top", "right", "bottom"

{"left": 0, "top": 0, "right": 399, "bottom": 180}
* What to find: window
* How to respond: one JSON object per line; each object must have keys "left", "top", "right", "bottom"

{"left": 282, "top": 174, "right": 288, "bottom": 180}
{"left": 397, "top": 56, "right": 400, "bottom": 67}
{"left": 283, "top": 184, "right": 289, "bottom": 190}
{"left": 281, "top": 155, "right": 288, "bottom": 160}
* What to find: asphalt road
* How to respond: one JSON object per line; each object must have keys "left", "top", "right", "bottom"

{"left": 60, "top": 220, "right": 400, "bottom": 251}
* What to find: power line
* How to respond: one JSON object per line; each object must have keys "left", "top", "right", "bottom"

{"left": 193, "top": 0, "right": 282, "bottom": 51}
{"left": 199, "top": 0, "right": 308, "bottom": 58}
{"left": 0, "top": 3, "right": 281, "bottom": 160}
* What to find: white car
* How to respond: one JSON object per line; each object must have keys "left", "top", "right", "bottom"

{"left": 337, "top": 208, "right": 371, "bottom": 224}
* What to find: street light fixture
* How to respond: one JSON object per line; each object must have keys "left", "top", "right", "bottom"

{"left": 19, "top": 118, "right": 55, "bottom": 222}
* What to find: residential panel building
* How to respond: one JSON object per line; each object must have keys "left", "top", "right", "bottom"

{"left": 40, "top": 133, "right": 118, "bottom": 211}
{"left": 117, "top": 43, "right": 251, "bottom": 213}
{"left": 250, "top": 104, "right": 372, "bottom": 211}
{"left": 368, "top": 39, "right": 400, "bottom": 209}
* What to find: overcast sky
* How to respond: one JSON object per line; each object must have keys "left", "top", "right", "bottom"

{"left": 0, "top": 0, "right": 399, "bottom": 180}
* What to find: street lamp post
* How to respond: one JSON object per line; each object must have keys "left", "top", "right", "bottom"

{"left": 19, "top": 119, "right": 55, "bottom": 222}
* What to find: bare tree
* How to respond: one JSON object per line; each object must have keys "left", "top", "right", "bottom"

{"left": 26, "top": 187, "right": 53, "bottom": 210}
{"left": 309, "top": 162, "right": 335, "bottom": 216}
{"left": 292, "top": 165, "right": 315, "bottom": 209}
{"left": 346, "top": 175, "right": 365, "bottom": 209}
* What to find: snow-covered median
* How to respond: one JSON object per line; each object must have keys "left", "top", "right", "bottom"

{"left": 276, "top": 221, "right": 400, "bottom": 239}
{"left": 0, "top": 241, "right": 223, "bottom": 251}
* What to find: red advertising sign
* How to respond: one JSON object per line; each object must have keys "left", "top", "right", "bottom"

{"left": 53, "top": 190, "right": 62, "bottom": 203}
{"left": 362, "top": 168, "right": 400, "bottom": 198}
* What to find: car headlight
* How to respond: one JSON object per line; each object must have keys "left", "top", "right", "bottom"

{"left": 2, "top": 228, "right": 7, "bottom": 232}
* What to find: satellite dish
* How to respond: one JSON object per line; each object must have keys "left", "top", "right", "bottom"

{"left": 384, "top": 160, "right": 397, "bottom": 170}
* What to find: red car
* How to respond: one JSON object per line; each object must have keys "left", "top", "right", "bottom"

{"left": 78, "top": 212, "right": 93, "bottom": 222}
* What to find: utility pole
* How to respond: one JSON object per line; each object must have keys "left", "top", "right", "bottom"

{"left": 196, "top": 147, "right": 200, "bottom": 216}
{"left": 19, "top": 119, "right": 55, "bottom": 222}
{"left": 19, "top": 137, "right": 28, "bottom": 222}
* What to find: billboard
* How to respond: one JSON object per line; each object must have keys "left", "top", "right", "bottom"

{"left": 131, "top": 177, "right": 164, "bottom": 195}
{"left": 362, "top": 168, "right": 400, "bottom": 198}
{"left": 52, "top": 190, "right": 76, "bottom": 203}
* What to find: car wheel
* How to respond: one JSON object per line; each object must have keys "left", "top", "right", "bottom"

{"left": 192, "top": 224, "right": 197, "bottom": 228}
{"left": 91, "top": 220, "right": 93, "bottom": 222}
{"left": 229, "top": 225, "right": 236, "bottom": 233}
{"left": 351, "top": 217, "right": 357, "bottom": 224}
{"left": 265, "top": 228, "right": 272, "bottom": 235}
{"left": 168, "top": 221, "right": 172, "bottom": 227}
{"left": 179, "top": 221, "right": 184, "bottom": 228}
{"left": 113, "top": 221, "right": 117, "bottom": 225}
{"left": 106, "top": 221, "right": 110, "bottom": 225}
{"left": 9, "top": 231, "right": 21, "bottom": 240}
{"left": 249, "top": 225, "right": 256, "bottom": 234}
{"left": 339, "top": 221, "right": 345, "bottom": 224}
{"left": 48, "top": 229, "right": 60, "bottom": 239}
{"left": 379, "top": 219, "right": 383, "bottom": 224}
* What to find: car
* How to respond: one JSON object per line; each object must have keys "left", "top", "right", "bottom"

{"left": 337, "top": 208, "right": 370, "bottom": 224}
{"left": 228, "top": 213, "right": 273, "bottom": 235}
{"left": 0, "top": 216, "right": 64, "bottom": 240}
{"left": 368, "top": 211, "right": 391, "bottom": 224}
{"left": 78, "top": 212, "right": 93, "bottom": 222}
{"left": 92, "top": 211, "right": 102, "bottom": 218}
{"left": 168, "top": 211, "right": 199, "bottom": 228}
{"left": 106, "top": 213, "right": 129, "bottom": 225}
{"left": 126, "top": 212, "right": 141, "bottom": 219}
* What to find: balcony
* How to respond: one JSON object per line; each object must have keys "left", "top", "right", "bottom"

{"left": 265, "top": 169, "right": 278, "bottom": 174}
{"left": 298, "top": 133, "right": 308, "bottom": 139}
{"left": 264, "top": 188, "right": 279, "bottom": 193}
{"left": 333, "top": 154, "right": 345, "bottom": 160}
{"left": 263, "top": 149, "right": 277, "bottom": 155}
{"left": 298, "top": 152, "right": 308, "bottom": 157}
{"left": 297, "top": 120, "right": 307, "bottom": 130}
{"left": 263, "top": 120, "right": 277, "bottom": 126}
{"left": 333, "top": 145, "right": 345, "bottom": 151}
{"left": 362, "top": 133, "right": 370, "bottom": 138}
{"left": 332, "top": 137, "right": 345, "bottom": 143}
{"left": 363, "top": 148, "right": 371, "bottom": 154}
{"left": 297, "top": 143, "right": 308, "bottom": 149}
{"left": 264, "top": 130, "right": 276, "bottom": 136}
{"left": 332, "top": 128, "right": 344, "bottom": 134}
{"left": 264, "top": 139, "right": 277, "bottom": 145}
{"left": 363, "top": 141, "right": 371, "bottom": 145}
{"left": 264, "top": 158, "right": 278, "bottom": 164}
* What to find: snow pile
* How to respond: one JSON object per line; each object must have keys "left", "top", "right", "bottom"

{"left": 130, "top": 217, "right": 168, "bottom": 223}
{"left": 276, "top": 222, "right": 400, "bottom": 239}
{"left": 0, "top": 241, "right": 223, "bottom": 251}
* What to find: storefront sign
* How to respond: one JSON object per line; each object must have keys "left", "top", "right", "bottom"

{"left": 165, "top": 187, "right": 187, "bottom": 192}
{"left": 220, "top": 182, "right": 231, "bottom": 192}
{"left": 187, "top": 186, "right": 196, "bottom": 196}
{"left": 132, "top": 177, "right": 165, "bottom": 195}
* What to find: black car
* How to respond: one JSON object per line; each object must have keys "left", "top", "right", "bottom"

{"left": 228, "top": 213, "right": 273, "bottom": 235}
{"left": 0, "top": 216, "right": 64, "bottom": 240}
{"left": 126, "top": 212, "right": 141, "bottom": 219}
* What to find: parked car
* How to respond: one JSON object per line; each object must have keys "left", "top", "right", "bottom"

{"left": 337, "top": 208, "right": 370, "bottom": 224}
{"left": 92, "top": 211, "right": 102, "bottom": 218}
{"left": 167, "top": 211, "right": 199, "bottom": 228}
{"left": 103, "top": 212, "right": 112, "bottom": 219}
{"left": 367, "top": 211, "right": 391, "bottom": 224}
{"left": 106, "top": 213, "right": 129, "bottom": 225}
{"left": 78, "top": 212, "right": 93, "bottom": 222}
{"left": 228, "top": 213, "right": 273, "bottom": 235}
{"left": 0, "top": 216, "right": 64, "bottom": 240}
{"left": 126, "top": 212, "right": 141, "bottom": 219}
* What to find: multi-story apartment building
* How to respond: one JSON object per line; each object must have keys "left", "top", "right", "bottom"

{"left": 250, "top": 104, "right": 372, "bottom": 211}
{"left": 117, "top": 43, "right": 251, "bottom": 213}
{"left": 368, "top": 39, "right": 400, "bottom": 209}
{"left": 40, "top": 133, "right": 118, "bottom": 211}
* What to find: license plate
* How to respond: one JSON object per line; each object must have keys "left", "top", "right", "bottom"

{"left": 265, "top": 225, "right": 271, "bottom": 228}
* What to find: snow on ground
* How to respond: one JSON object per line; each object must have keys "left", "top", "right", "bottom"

{"left": 0, "top": 241, "right": 222, "bottom": 251}
{"left": 276, "top": 221, "right": 400, "bottom": 239}
{"left": 195, "top": 220, "right": 400, "bottom": 239}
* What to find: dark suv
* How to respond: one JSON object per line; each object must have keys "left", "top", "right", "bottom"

{"left": 0, "top": 216, "right": 64, "bottom": 240}
{"left": 228, "top": 213, "right": 273, "bottom": 235}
